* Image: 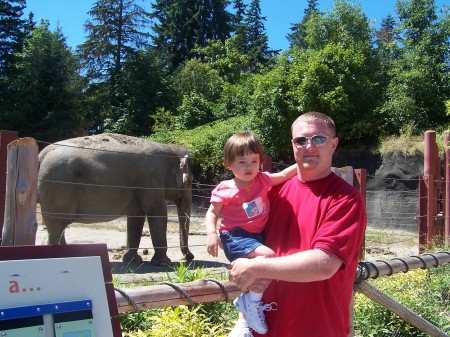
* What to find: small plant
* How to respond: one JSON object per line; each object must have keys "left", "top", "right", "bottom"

{"left": 165, "top": 261, "right": 210, "bottom": 283}
{"left": 354, "top": 263, "right": 450, "bottom": 336}
{"left": 120, "top": 262, "right": 237, "bottom": 336}
{"left": 126, "top": 305, "right": 223, "bottom": 337}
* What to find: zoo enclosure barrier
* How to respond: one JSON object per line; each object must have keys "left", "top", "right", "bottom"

{"left": 0, "top": 134, "right": 449, "bottom": 336}
{"left": 112, "top": 251, "right": 450, "bottom": 337}
{"left": 419, "top": 130, "right": 450, "bottom": 250}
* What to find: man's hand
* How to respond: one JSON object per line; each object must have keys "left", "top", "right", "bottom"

{"left": 230, "top": 257, "right": 271, "bottom": 292}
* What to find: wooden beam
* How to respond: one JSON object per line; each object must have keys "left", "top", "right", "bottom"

{"left": 115, "top": 280, "right": 240, "bottom": 313}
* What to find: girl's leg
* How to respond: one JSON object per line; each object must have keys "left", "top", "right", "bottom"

{"left": 247, "top": 244, "right": 276, "bottom": 300}
{"left": 247, "top": 244, "right": 276, "bottom": 259}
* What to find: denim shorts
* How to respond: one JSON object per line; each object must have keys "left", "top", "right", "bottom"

{"left": 219, "top": 227, "right": 264, "bottom": 262}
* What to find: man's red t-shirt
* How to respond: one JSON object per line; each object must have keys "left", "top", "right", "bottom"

{"left": 256, "top": 172, "right": 367, "bottom": 337}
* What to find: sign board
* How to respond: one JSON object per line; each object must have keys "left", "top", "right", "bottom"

{"left": 0, "top": 256, "right": 114, "bottom": 337}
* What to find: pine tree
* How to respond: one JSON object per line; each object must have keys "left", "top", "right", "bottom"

{"left": 151, "top": 0, "right": 232, "bottom": 71}
{"left": 0, "top": 0, "right": 34, "bottom": 131}
{"left": 244, "top": 0, "right": 273, "bottom": 71}
{"left": 378, "top": 0, "right": 450, "bottom": 132}
{"left": 230, "top": 0, "right": 248, "bottom": 53}
{"left": 78, "top": 0, "right": 151, "bottom": 134}
{"left": 7, "top": 22, "right": 85, "bottom": 141}
{"left": 79, "top": 0, "right": 151, "bottom": 81}
{"left": 0, "top": 0, "right": 28, "bottom": 72}
{"left": 287, "top": 0, "right": 320, "bottom": 49}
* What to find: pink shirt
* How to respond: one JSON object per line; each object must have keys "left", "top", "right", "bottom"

{"left": 210, "top": 171, "right": 272, "bottom": 233}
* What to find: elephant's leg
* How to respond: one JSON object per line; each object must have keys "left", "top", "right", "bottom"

{"left": 122, "top": 215, "right": 145, "bottom": 263}
{"left": 177, "top": 201, "right": 194, "bottom": 261}
{"left": 176, "top": 191, "right": 194, "bottom": 261}
{"left": 147, "top": 207, "right": 171, "bottom": 266}
{"left": 43, "top": 216, "right": 67, "bottom": 245}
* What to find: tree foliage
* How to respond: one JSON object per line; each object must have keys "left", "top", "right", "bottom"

{"left": 4, "top": 22, "right": 86, "bottom": 141}
{"left": 0, "top": 0, "right": 29, "bottom": 72}
{"left": 244, "top": 0, "right": 274, "bottom": 71}
{"left": 0, "top": 0, "right": 449, "bottom": 157}
{"left": 287, "top": 0, "right": 320, "bottom": 49}
{"left": 79, "top": 0, "right": 150, "bottom": 81}
{"left": 78, "top": 0, "right": 152, "bottom": 134}
{"left": 280, "top": 1, "right": 380, "bottom": 147}
{"left": 377, "top": 0, "right": 450, "bottom": 134}
{"left": 150, "top": 0, "right": 232, "bottom": 71}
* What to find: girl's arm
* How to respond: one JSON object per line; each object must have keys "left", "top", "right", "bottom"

{"left": 205, "top": 202, "right": 223, "bottom": 257}
{"left": 269, "top": 164, "right": 297, "bottom": 186}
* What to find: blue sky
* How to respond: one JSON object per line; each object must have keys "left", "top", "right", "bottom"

{"left": 25, "top": 0, "right": 448, "bottom": 51}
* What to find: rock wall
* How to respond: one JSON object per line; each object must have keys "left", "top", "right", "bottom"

{"left": 333, "top": 151, "right": 424, "bottom": 232}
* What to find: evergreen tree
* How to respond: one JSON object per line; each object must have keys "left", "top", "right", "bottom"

{"left": 210, "top": 0, "right": 232, "bottom": 42}
{"left": 78, "top": 0, "right": 151, "bottom": 134}
{"left": 287, "top": 0, "right": 320, "bottom": 49}
{"left": 0, "top": 0, "right": 33, "bottom": 129}
{"left": 105, "top": 48, "right": 170, "bottom": 135}
{"left": 375, "top": 14, "right": 398, "bottom": 48}
{"left": 151, "top": 0, "right": 231, "bottom": 71}
{"left": 0, "top": 0, "right": 28, "bottom": 72}
{"left": 377, "top": 0, "right": 450, "bottom": 133}
{"left": 373, "top": 15, "right": 400, "bottom": 97}
{"left": 244, "top": 0, "right": 273, "bottom": 71}
{"left": 230, "top": 0, "right": 247, "bottom": 53}
{"left": 4, "top": 22, "right": 85, "bottom": 141}
{"left": 79, "top": 0, "right": 151, "bottom": 81}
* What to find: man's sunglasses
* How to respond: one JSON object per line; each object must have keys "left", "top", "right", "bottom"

{"left": 292, "top": 134, "right": 329, "bottom": 147}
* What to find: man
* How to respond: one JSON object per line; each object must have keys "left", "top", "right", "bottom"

{"left": 230, "top": 111, "right": 367, "bottom": 337}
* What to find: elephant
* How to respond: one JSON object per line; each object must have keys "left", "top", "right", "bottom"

{"left": 37, "top": 133, "right": 194, "bottom": 265}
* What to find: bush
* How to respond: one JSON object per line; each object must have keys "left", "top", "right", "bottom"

{"left": 121, "top": 263, "right": 449, "bottom": 336}
{"left": 120, "top": 263, "right": 237, "bottom": 337}
{"left": 150, "top": 114, "right": 254, "bottom": 182}
{"left": 354, "top": 264, "right": 450, "bottom": 336}
{"left": 126, "top": 305, "right": 223, "bottom": 337}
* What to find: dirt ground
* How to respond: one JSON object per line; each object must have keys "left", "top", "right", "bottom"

{"left": 35, "top": 215, "right": 231, "bottom": 284}
{"left": 35, "top": 215, "right": 419, "bottom": 284}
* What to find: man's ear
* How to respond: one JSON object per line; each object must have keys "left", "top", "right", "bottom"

{"left": 331, "top": 137, "right": 339, "bottom": 152}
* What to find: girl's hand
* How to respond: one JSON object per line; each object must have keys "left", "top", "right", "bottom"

{"left": 206, "top": 233, "right": 222, "bottom": 257}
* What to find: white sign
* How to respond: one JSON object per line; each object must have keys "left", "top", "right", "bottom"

{"left": 0, "top": 256, "right": 113, "bottom": 337}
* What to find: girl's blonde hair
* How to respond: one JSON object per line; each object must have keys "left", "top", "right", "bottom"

{"left": 223, "top": 132, "right": 264, "bottom": 167}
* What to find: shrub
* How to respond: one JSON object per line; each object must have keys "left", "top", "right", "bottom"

{"left": 150, "top": 114, "right": 254, "bottom": 181}
{"left": 120, "top": 262, "right": 237, "bottom": 336}
{"left": 354, "top": 264, "right": 450, "bottom": 336}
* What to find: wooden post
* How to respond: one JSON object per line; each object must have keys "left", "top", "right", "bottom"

{"left": 418, "top": 176, "right": 427, "bottom": 252}
{"left": 0, "top": 130, "right": 18, "bottom": 243}
{"left": 353, "top": 168, "right": 367, "bottom": 260}
{"left": 445, "top": 131, "right": 450, "bottom": 247}
{"left": 262, "top": 155, "right": 272, "bottom": 173}
{"left": 423, "top": 131, "right": 437, "bottom": 249}
{"left": 1, "top": 137, "right": 38, "bottom": 246}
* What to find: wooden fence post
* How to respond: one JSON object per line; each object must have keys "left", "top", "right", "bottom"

{"left": 422, "top": 131, "right": 438, "bottom": 251}
{"left": 445, "top": 131, "right": 450, "bottom": 247}
{"left": 0, "top": 130, "right": 18, "bottom": 244}
{"left": 1, "top": 137, "right": 38, "bottom": 246}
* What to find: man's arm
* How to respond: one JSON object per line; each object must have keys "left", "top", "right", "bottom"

{"left": 230, "top": 249, "right": 342, "bottom": 291}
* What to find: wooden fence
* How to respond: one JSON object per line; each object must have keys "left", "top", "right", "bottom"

{"left": 419, "top": 130, "right": 450, "bottom": 250}
{"left": 1, "top": 133, "right": 449, "bottom": 337}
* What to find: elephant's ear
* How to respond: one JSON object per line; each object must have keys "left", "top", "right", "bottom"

{"left": 180, "top": 154, "right": 192, "bottom": 185}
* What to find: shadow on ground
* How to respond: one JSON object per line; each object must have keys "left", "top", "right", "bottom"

{"left": 110, "top": 259, "right": 229, "bottom": 275}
